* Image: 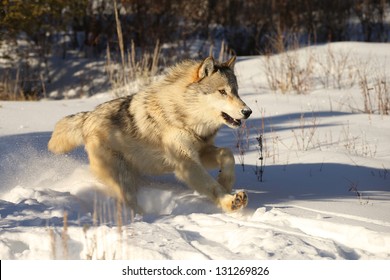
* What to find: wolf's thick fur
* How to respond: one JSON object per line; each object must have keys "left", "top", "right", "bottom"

{"left": 48, "top": 56, "right": 252, "bottom": 213}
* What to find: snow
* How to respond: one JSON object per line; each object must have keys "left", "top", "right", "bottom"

{"left": 0, "top": 42, "right": 389, "bottom": 260}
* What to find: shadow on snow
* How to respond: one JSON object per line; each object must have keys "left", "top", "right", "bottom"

{"left": 0, "top": 113, "right": 389, "bottom": 228}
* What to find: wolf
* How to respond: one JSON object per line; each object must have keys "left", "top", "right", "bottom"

{"left": 48, "top": 56, "right": 252, "bottom": 213}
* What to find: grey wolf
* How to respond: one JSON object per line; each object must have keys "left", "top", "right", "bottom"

{"left": 48, "top": 56, "right": 252, "bottom": 213}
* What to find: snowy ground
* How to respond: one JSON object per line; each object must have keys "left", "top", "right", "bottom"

{"left": 0, "top": 42, "right": 389, "bottom": 260}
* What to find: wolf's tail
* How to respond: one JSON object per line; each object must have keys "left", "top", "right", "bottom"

{"left": 48, "top": 112, "right": 89, "bottom": 154}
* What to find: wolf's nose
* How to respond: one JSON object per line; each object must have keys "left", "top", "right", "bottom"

{"left": 241, "top": 107, "right": 252, "bottom": 119}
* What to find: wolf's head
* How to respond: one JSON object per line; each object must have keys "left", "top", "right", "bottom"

{"left": 192, "top": 56, "right": 252, "bottom": 129}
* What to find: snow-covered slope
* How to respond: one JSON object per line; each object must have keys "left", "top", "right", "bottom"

{"left": 0, "top": 42, "right": 389, "bottom": 260}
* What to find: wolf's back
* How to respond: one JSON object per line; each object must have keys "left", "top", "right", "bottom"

{"left": 48, "top": 112, "right": 88, "bottom": 154}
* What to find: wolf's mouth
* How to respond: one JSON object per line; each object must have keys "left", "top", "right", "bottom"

{"left": 221, "top": 112, "right": 241, "bottom": 127}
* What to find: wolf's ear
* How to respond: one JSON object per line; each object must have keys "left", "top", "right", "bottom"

{"left": 223, "top": 56, "right": 236, "bottom": 70}
{"left": 198, "top": 57, "right": 215, "bottom": 79}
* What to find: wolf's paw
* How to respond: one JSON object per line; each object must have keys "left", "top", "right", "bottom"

{"left": 218, "top": 190, "right": 248, "bottom": 212}
{"left": 231, "top": 191, "right": 248, "bottom": 211}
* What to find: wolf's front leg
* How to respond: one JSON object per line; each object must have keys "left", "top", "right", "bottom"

{"left": 200, "top": 146, "right": 235, "bottom": 193}
{"left": 174, "top": 158, "right": 247, "bottom": 212}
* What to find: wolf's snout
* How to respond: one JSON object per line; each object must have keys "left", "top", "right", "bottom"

{"left": 241, "top": 107, "right": 252, "bottom": 119}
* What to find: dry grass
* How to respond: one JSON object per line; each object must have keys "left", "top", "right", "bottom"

{"left": 264, "top": 36, "right": 314, "bottom": 95}
{"left": 264, "top": 41, "right": 389, "bottom": 116}
{"left": 0, "top": 68, "right": 42, "bottom": 101}
{"left": 48, "top": 227, "right": 56, "bottom": 260}
{"left": 106, "top": 39, "right": 162, "bottom": 97}
{"left": 234, "top": 121, "right": 250, "bottom": 172}
{"left": 316, "top": 45, "right": 356, "bottom": 90}
{"left": 46, "top": 194, "right": 135, "bottom": 260}
{"left": 0, "top": 39, "right": 48, "bottom": 101}
{"left": 81, "top": 196, "right": 134, "bottom": 260}
{"left": 291, "top": 113, "right": 319, "bottom": 151}
{"left": 61, "top": 211, "right": 69, "bottom": 260}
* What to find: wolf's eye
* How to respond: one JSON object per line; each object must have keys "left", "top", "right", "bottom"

{"left": 219, "top": 89, "right": 227, "bottom": 96}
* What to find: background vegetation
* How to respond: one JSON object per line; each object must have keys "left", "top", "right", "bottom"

{"left": 1, "top": 0, "right": 390, "bottom": 99}
{"left": 2, "top": 0, "right": 389, "bottom": 54}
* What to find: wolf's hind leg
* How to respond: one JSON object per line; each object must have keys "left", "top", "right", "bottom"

{"left": 200, "top": 146, "right": 235, "bottom": 193}
{"left": 85, "top": 139, "right": 142, "bottom": 213}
